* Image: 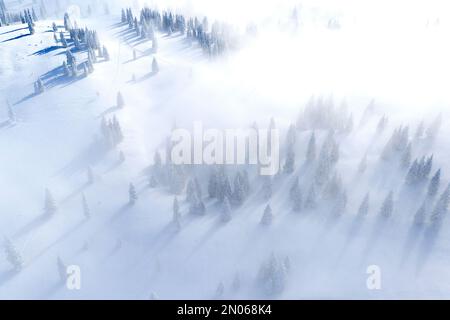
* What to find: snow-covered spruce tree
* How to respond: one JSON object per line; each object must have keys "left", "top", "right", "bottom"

{"left": 283, "top": 147, "right": 295, "bottom": 174}
{"left": 152, "top": 57, "right": 159, "bottom": 74}
{"left": 44, "top": 188, "right": 57, "bottom": 216}
{"left": 306, "top": 132, "right": 316, "bottom": 163}
{"left": 129, "top": 183, "right": 138, "bottom": 205}
{"left": 258, "top": 253, "right": 287, "bottom": 295}
{"left": 103, "top": 46, "right": 110, "bottom": 61}
{"left": 4, "top": 238, "right": 24, "bottom": 272}
{"left": 357, "top": 193, "right": 370, "bottom": 218}
{"left": 376, "top": 115, "right": 388, "bottom": 134}
{"left": 82, "top": 194, "right": 90, "bottom": 219}
{"left": 221, "top": 196, "right": 232, "bottom": 223}
{"left": 429, "top": 184, "right": 450, "bottom": 227}
{"left": 64, "top": 13, "right": 72, "bottom": 31}
{"left": 28, "top": 21, "right": 35, "bottom": 35}
{"left": 379, "top": 191, "right": 394, "bottom": 219}
{"left": 215, "top": 282, "right": 225, "bottom": 299}
{"left": 173, "top": 196, "right": 181, "bottom": 230}
{"left": 57, "top": 256, "right": 67, "bottom": 284}
{"left": 121, "top": 9, "right": 126, "bottom": 23}
{"left": 415, "top": 121, "right": 425, "bottom": 140}
{"left": 52, "top": 22, "right": 58, "bottom": 32}
{"left": 186, "top": 179, "right": 196, "bottom": 203}
{"left": 427, "top": 169, "right": 441, "bottom": 198}
{"left": 232, "top": 172, "right": 245, "bottom": 206}
{"left": 83, "top": 63, "right": 88, "bottom": 77}
{"left": 117, "top": 91, "right": 125, "bottom": 108}
{"left": 260, "top": 204, "right": 273, "bottom": 226}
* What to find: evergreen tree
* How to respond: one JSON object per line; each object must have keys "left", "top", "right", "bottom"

{"left": 4, "top": 238, "right": 23, "bottom": 272}
{"left": 429, "top": 184, "right": 450, "bottom": 226}
{"left": 428, "top": 169, "right": 441, "bottom": 198}
{"left": 232, "top": 172, "right": 245, "bottom": 205}
{"left": 173, "top": 196, "right": 181, "bottom": 230}
{"left": 117, "top": 91, "right": 125, "bottom": 108}
{"left": 82, "top": 194, "right": 90, "bottom": 219}
{"left": 306, "top": 132, "right": 316, "bottom": 163}
{"left": 129, "top": 183, "right": 138, "bottom": 205}
{"left": 103, "top": 46, "right": 110, "bottom": 61}
{"left": 186, "top": 179, "right": 196, "bottom": 203}
{"left": 44, "top": 188, "right": 57, "bottom": 216}
{"left": 379, "top": 191, "right": 394, "bottom": 219}
{"left": 28, "top": 21, "right": 35, "bottom": 34}
{"left": 221, "top": 196, "right": 232, "bottom": 223}
{"left": 260, "top": 204, "right": 273, "bottom": 226}
{"left": 57, "top": 255, "right": 67, "bottom": 284}
{"left": 152, "top": 57, "right": 159, "bottom": 74}
{"left": 357, "top": 193, "right": 370, "bottom": 218}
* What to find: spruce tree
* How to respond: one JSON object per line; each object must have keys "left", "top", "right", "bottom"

{"left": 117, "top": 92, "right": 125, "bottom": 108}
{"left": 221, "top": 196, "right": 232, "bottom": 223}
{"left": 152, "top": 57, "right": 159, "bottom": 74}
{"left": 379, "top": 191, "right": 394, "bottom": 219}
{"left": 4, "top": 238, "right": 23, "bottom": 272}
{"left": 427, "top": 169, "right": 441, "bottom": 198}
{"left": 357, "top": 193, "right": 370, "bottom": 218}
{"left": 260, "top": 204, "right": 273, "bottom": 226}
{"left": 129, "top": 183, "right": 138, "bottom": 205}
{"left": 82, "top": 194, "right": 90, "bottom": 219}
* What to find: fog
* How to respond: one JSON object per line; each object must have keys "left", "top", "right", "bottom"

{"left": 1, "top": 0, "right": 450, "bottom": 299}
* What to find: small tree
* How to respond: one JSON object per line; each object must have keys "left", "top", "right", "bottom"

{"left": 152, "top": 57, "right": 159, "bottom": 74}
{"left": 82, "top": 194, "right": 90, "bottom": 219}
{"left": 260, "top": 204, "right": 273, "bottom": 226}
{"left": 379, "top": 191, "right": 394, "bottom": 219}
{"left": 117, "top": 92, "right": 125, "bottom": 108}
{"left": 4, "top": 238, "right": 23, "bottom": 272}
{"left": 221, "top": 196, "right": 232, "bottom": 223}
{"left": 129, "top": 183, "right": 138, "bottom": 205}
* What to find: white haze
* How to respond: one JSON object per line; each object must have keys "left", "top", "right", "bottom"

{"left": 0, "top": 0, "right": 450, "bottom": 299}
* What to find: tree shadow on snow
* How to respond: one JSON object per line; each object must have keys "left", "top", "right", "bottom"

{"left": 1, "top": 33, "right": 30, "bottom": 43}
{"left": 31, "top": 45, "right": 65, "bottom": 56}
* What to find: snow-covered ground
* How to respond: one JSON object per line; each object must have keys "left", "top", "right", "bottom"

{"left": 2, "top": 0, "right": 450, "bottom": 299}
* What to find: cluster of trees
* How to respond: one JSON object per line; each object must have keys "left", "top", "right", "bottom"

{"left": 120, "top": 7, "right": 237, "bottom": 57}
{"left": 258, "top": 253, "right": 290, "bottom": 295}
{"left": 100, "top": 116, "right": 124, "bottom": 148}
{"left": 0, "top": 1, "right": 46, "bottom": 27}
{"left": 296, "top": 96, "right": 353, "bottom": 133}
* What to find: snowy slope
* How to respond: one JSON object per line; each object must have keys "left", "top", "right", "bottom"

{"left": 1, "top": 1, "right": 450, "bottom": 299}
